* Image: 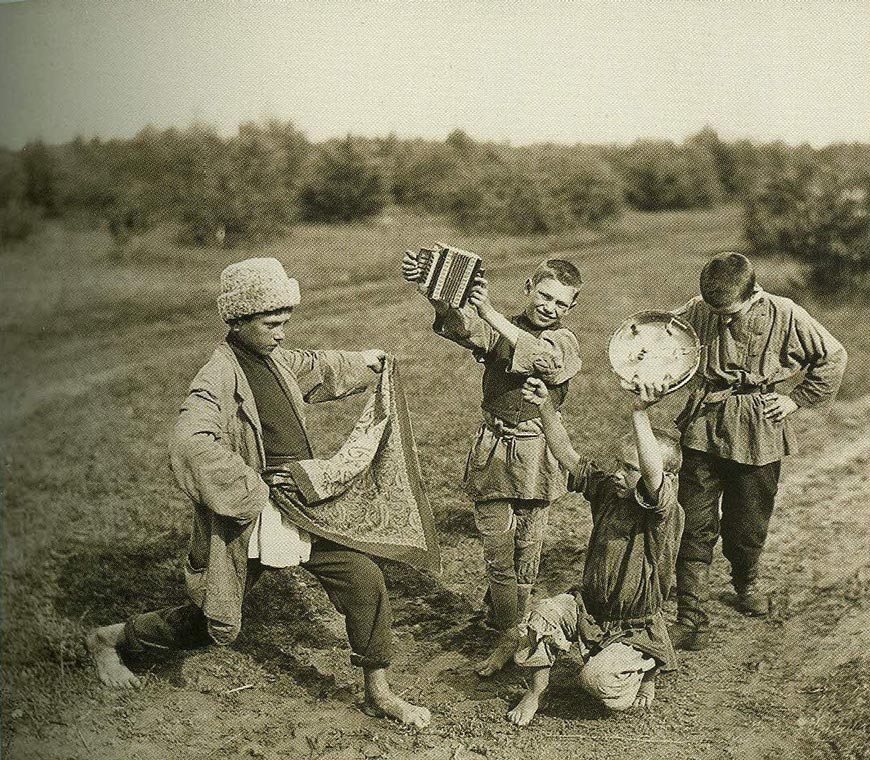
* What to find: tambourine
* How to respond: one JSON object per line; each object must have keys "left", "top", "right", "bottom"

{"left": 607, "top": 311, "right": 701, "bottom": 394}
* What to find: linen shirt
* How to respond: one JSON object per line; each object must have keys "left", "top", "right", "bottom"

{"left": 569, "top": 462, "right": 684, "bottom": 668}
{"left": 433, "top": 303, "right": 582, "bottom": 502}
{"left": 674, "top": 289, "right": 847, "bottom": 465}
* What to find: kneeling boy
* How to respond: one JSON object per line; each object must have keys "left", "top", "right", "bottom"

{"left": 507, "top": 377, "right": 683, "bottom": 725}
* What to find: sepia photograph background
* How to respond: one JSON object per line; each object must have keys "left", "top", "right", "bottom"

{"left": 2, "top": 1, "right": 869, "bottom": 758}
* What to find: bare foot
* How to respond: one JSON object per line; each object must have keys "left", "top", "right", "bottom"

{"left": 86, "top": 625, "right": 140, "bottom": 689}
{"left": 476, "top": 628, "right": 521, "bottom": 677}
{"left": 363, "top": 691, "right": 431, "bottom": 729}
{"left": 632, "top": 678, "right": 655, "bottom": 710}
{"left": 363, "top": 669, "right": 430, "bottom": 729}
{"left": 507, "top": 688, "right": 547, "bottom": 726}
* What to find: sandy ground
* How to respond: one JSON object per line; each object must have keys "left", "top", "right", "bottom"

{"left": 5, "top": 393, "right": 869, "bottom": 760}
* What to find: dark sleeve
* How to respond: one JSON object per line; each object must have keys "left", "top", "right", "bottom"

{"left": 568, "top": 459, "right": 609, "bottom": 505}
{"left": 633, "top": 472, "right": 678, "bottom": 520}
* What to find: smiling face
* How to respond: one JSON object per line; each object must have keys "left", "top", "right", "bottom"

{"left": 523, "top": 277, "right": 578, "bottom": 328}
{"left": 231, "top": 308, "right": 293, "bottom": 356}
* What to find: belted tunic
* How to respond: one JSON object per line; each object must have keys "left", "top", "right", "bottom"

{"left": 674, "top": 288, "right": 847, "bottom": 465}
{"left": 433, "top": 303, "right": 581, "bottom": 502}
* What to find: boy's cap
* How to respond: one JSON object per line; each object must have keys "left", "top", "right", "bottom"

{"left": 217, "top": 257, "right": 300, "bottom": 322}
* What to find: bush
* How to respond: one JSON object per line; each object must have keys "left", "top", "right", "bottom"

{"left": 298, "top": 136, "right": 388, "bottom": 223}
{"left": 0, "top": 200, "right": 41, "bottom": 245}
{"left": 20, "top": 140, "right": 61, "bottom": 216}
{"left": 616, "top": 140, "right": 723, "bottom": 211}
{"left": 744, "top": 159, "right": 870, "bottom": 293}
{"left": 171, "top": 121, "right": 307, "bottom": 246}
{"left": 446, "top": 147, "right": 622, "bottom": 235}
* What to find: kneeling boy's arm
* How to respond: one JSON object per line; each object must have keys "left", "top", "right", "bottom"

{"left": 632, "top": 407, "right": 664, "bottom": 497}
{"left": 539, "top": 398, "right": 581, "bottom": 473}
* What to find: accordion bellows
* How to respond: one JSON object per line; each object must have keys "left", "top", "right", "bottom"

{"left": 416, "top": 243, "right": 483, "bottom": 308}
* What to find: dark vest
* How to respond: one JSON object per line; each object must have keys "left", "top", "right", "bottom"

{"left": 480, "top": 314, "right": 569, "bottom": 425}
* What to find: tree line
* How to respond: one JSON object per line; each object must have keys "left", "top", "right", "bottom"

{"left": 1, "top": 121, "right": 867, "bottom": 292}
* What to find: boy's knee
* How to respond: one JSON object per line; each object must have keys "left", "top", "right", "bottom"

{"left": 348, "top": 554, "right": 388, "bottom": 598}
{"left": 482, "top": 530, "right": 517, "bottom": 583}
{"left": 580, "top": 644, "right": 651, "bottom": 711}
{"left": 207, "top": 618, "right": 242, "bottom": 646}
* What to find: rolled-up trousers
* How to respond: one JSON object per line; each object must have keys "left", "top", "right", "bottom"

{"left": 123, "top": 540, "right": 393, "bottom": 670}
{"left": 474, "top": 498, "right": 550, "bottom": 631}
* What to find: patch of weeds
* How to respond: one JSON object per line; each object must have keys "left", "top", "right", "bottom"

{"left": 806, "top": 656, "right": 870, "bottom": 760}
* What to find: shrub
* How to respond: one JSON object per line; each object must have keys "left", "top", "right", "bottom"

{"left": 744, "top": 159, "right": 870, "bottom": 293}
{"left": 172, "top": 121, "right": 307, "bottom": 246}
{"left": 391, "top": 140, "right": 461, "bottom": 213}
{"left": 0, "top": 200, "right": 41, "bottom": 246}
{"left": 20, "top": 140, "right": 61, "bottom": 216}
{"left": 617, "top": 140, "right": 723, "bottom": 211}
{"left": 298, "top": 136, "right": 388, "bottom": 223}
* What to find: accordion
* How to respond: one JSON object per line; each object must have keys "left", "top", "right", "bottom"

{"left": 416, "top": 243, "right": 483, "bottom": 308}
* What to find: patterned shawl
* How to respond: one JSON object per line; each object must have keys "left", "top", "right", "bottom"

{"left": 268, "top": 358, "right": 441, "bottom": 573}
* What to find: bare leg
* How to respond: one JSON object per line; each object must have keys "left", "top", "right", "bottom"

{"left": 363, "top": 668, "right": 431, "bottom": 729}
{"left": 476, "top": 626, "right": 521, "bottom": 677}
{"left": 507, "top": 666, "right": 550, "bottom": 726}
{"left": 633, "top": 670, "right": 656, "bottom": 710}
{"left": 86, "top": 623, "right": 140, "bottom": 689}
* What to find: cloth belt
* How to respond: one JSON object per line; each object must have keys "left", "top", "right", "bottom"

{"left": 702, "top": 382, "right": 776, "bottom": 405}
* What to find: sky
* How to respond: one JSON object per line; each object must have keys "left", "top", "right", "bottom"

{"left": 1, "top": 0, "right": 868, "bottom": 150}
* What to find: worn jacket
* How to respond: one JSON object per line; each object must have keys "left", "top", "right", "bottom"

{"left": 169, "top": 341, "right": 374, "bottom": 627}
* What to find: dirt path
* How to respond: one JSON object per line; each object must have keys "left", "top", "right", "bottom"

{"left": 6, "top": 389, "right": 869, "bottom": 760}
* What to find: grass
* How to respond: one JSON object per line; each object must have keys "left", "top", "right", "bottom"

{"left": 1, "top": 205, "right": 869, "bottom": 753}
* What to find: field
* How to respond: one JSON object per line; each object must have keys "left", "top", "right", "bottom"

{"left": 2, "top": 206, "right": 869, "bottom": 760}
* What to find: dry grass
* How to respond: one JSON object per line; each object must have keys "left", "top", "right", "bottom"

{"left": 1, "top": 205, "right": 868, "bottom": 758}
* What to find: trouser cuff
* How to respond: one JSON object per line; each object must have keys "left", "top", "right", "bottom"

{"left": 351, "top": 653, "right": 391, "bottom": 670}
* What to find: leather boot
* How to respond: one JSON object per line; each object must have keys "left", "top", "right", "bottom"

{"left": 734, "top": 580, "right": 768, "bottom": 617}
{"left": 670, "top": 559, "right": 711, "bottom": 650}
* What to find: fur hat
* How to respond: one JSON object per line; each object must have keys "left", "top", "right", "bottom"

{"left": 217, "top": 257, "right": 301, "bottom": 322}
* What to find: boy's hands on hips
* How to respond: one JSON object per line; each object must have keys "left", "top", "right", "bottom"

{"left": 402, "top": 250, "right": 421, "bottom": 283}
{"left": 762, "top": 392, "right": 798, "bottom": 423}
{"left": 631, "top": 379, "right": 669, "bottom": 410}
{"left": 362, "top": 349, "right": 388, "bottom": 372}
{"left": 522, "top": 377, "right": 549, "bottom": 405}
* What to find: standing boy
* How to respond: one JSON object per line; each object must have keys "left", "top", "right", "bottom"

{"left": 402, "top": 252, "right": 583, "bottom": 675}
{"left": 87, "top": 257, "right": 430, "bottom": 728}
{"left": 506, "top": 376, "right": 683, "bottom": 725}
{"left": 669, "top": 252, "right": 847, "bottom": 649}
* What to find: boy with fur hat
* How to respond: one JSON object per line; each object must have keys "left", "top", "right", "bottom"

{"left": 505, "top": 376, "right": 683, "bottom": 725}
{"left": 87, "top": 257, "right": 430, "bottom": 728}
{"left": 668, "top": 252, "right": 847, "bottom": 650}
{"left": 402, "top": 253, "right": 583, "bottom": 676}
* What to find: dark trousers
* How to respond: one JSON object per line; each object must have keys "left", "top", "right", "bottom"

{"left": 677, "top": 447, "right": 781, "bottom": 585}
{"left": 124, "top": 540, "right": 393, "bottom": 669}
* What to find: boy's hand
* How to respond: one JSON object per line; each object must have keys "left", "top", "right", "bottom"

{"left": 401, "top": 250, "right": 421, "bottom": 283}
{"left": 762, "top": 392, "right": 798, "bottom": 423}
{"left": 362, "top": 349, "right": 388, "bottom": 372}
{"left": 631, "top": 379, "right": 669, "bottom": 410}
{"left": 521, "top": 377, "right": 550, "bottom": 405}
{"left": 466, "top": 275, "right": 494, "bottom": 317}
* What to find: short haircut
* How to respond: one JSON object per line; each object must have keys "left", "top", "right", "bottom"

{"left": 531, "top": 259, "right": 583, "bottom": 289}
{"left": 699, "top": 252, "right": 756, "bottom": 308}
{"left": 620, "top": 428, "right": 682, "bottom": 474}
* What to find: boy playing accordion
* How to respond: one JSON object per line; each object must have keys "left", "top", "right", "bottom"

{"left": 402, "top": 252, "right": 583, "bottom": 675}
